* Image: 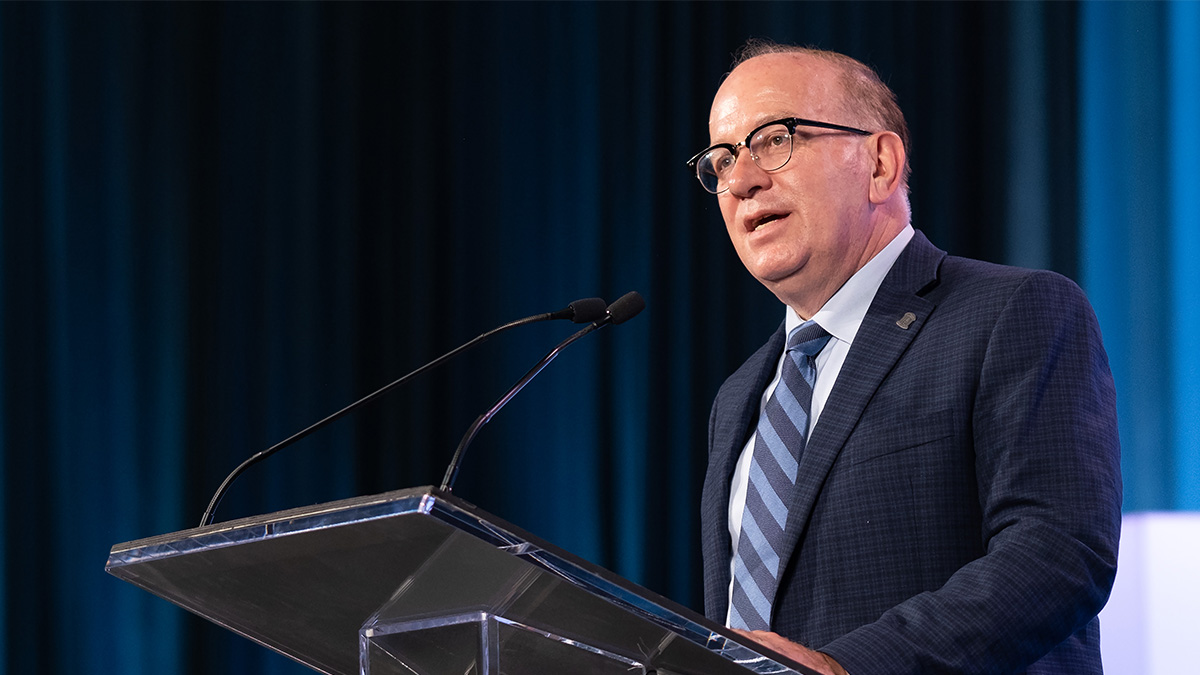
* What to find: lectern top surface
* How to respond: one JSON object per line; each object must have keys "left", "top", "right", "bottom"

{"left": 107, "top": 486, "right": 813, "bottom": 675}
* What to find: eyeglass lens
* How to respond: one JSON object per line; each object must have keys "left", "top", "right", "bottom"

{"left": 696, "top": 123, "right": 793, "bottom": 194}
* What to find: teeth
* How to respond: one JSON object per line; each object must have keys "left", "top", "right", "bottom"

{"left": 751, "top": 214, "right": 780, "bottom": 232}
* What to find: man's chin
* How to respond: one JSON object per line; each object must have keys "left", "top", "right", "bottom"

{"left": 745, "top": 259, "right": 805, "bottom": 289}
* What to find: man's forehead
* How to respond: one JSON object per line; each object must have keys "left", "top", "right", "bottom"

{"left": 708, "top": 52, "right": 841, "bottom": 137}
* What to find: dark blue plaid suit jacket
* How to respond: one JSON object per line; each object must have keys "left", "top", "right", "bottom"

{"left": 702, "top": 231, "right": 1121, "bottom": 674}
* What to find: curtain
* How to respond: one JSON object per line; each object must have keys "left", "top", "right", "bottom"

{"left": 1081, "top": 0, "right": 1200, "bottom": 511}
{"left": 0, "top": 2, "right": 1192, "bottom": 673}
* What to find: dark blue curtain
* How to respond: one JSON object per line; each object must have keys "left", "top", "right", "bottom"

{"left": 1, "top": 2, "right": 1194, "bottom": 673}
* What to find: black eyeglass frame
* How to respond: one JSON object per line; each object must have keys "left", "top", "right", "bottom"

{"left": 686, "top": 116, "right": 874, "bottom": 194}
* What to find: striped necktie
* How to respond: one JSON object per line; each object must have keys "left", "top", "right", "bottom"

{"left": 729, "top": 320, "right": 831, "bottom": 630}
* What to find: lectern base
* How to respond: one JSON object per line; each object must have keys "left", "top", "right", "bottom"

{"left": 363, "top": 611, "right": 645, "bottom": 675}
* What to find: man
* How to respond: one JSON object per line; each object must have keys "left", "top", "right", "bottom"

{"left": 691, "top": 40, "right": 1121, "bottom": 674}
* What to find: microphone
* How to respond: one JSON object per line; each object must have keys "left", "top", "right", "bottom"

{"left": 199, "top": 296, "right": 608, "bottom": 526}
{"left": 601, "top": 290, "right": 646, "bottom": 325}
{"left": 439, "top": 291, "right": 645, "bottom": 492}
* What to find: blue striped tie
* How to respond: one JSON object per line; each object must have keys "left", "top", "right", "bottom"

{"left": 729, "top": 320, "right": 831, "bottom": 631}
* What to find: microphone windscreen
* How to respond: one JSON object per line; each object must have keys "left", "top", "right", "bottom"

{"left": 607, "top": 291, "right": 645, "bottom": 325}
{"left": 568, "top": 297, "right": 608, "bottom": 323}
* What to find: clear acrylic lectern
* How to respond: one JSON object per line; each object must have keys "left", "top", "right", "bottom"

{"left": 106, "top": 486, "right": 814, "bottom": 675}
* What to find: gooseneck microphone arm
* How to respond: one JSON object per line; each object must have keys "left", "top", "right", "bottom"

{"left": 199, "top": 297, "right": 608, "bottom": 527}
{"left": 439, "top": 291, "right": 645, "bottom": 493}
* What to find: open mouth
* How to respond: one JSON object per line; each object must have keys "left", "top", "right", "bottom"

{"left": 750, "top": 213, "right": 784, "bottom": 232}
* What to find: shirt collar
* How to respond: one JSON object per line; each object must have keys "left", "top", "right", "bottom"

{"left": 784, "top": 224, "right": 915, "bottom": 345}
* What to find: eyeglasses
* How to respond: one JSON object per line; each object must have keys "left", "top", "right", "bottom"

{"left": 686, "top": 117, "right": 873, "bottom": 194}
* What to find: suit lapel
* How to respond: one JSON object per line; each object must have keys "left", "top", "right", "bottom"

{"left": 700, "top": 325, "right": 784, "bottom": 620}
{"left": 776, "top": 232, "right": 946, "bottom": 576}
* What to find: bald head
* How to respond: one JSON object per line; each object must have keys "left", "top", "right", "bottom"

{"left": 728, "top": 40, "right": 911, "bottom": 188}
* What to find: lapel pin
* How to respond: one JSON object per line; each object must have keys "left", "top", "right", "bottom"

{"left": 896, "top": 312, "right": 917, "bottom": 330}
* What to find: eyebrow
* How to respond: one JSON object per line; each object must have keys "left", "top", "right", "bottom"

{"left": 757, "top": 112, "right": 794, "bottom": 126}
{"left": 711, "top": 112, "right": 796, "bottom": 143}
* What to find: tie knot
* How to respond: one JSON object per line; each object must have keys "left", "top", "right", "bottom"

{"left": 787, "top": 320, "right": 831, "bottom": 357}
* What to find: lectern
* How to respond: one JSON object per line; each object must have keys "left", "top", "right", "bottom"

{"left": 106, "top": 486, "right": 814, "bottom": 674}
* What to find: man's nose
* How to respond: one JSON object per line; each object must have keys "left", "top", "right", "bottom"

{"left": 726, "top": 148, "right": 770, "bottom": 197}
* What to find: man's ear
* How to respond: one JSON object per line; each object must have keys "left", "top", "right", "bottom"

{"left": 868, "top": 131, "right": 906, "bottom": 205}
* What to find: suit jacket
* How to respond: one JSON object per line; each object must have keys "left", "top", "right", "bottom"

{"left": 701, "top": 231, "right": 1121, "bottom": 674}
